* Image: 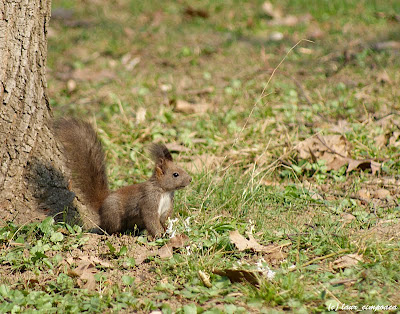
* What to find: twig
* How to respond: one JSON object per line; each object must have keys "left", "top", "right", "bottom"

{"left": 292, "top": 76, "right": 313, "bottom": 106}
{"left": 289, "top": 249, "right": 350, "bottom": 272}
{"left": 316, "top": 135, "right": 348, "bottom": 159}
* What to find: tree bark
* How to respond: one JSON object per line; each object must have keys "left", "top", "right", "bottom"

{"left": 0, "top": 0, "right": 92, "bottom": 227}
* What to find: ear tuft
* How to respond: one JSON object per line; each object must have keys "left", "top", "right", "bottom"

{"left": 149, "top": 143, "right": 173, "bottom": 163}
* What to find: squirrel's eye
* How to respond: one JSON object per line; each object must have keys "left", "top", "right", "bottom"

{"left": 173, "top": 173, "right": 179, "bottom": 177}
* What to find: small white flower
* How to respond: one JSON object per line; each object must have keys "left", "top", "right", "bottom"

{"left": 186, "top": 245, "right": 191, "bottom": 256}
{"left": 184, "top": 217, "right": 191, "bottom": 232}
{"left": 248, "top": 219, "right": 255, "bottom": 234}
{"left": 256, "top": 258, "right": 275, "bottom": 280}
{"left": 266, "top": 269, "right": 275, "bottom": 280}
{"left": 166, "top": 217, "right": 178, "bottom": 238}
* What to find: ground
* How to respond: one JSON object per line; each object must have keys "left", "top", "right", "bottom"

{"left": 1, "top": 0, "right": 400, "bottom": 312}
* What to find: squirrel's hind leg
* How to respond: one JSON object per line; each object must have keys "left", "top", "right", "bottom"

{"left": 99, "top": 194, "right": 124, "bottom": 234}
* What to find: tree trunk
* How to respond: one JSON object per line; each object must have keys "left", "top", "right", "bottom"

{"left": 0, "top": 0, "right": 92, "bottom": 227}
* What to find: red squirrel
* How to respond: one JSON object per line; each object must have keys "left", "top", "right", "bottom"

{"left": 54, "top": 118, "right": 192, "bottom": 237}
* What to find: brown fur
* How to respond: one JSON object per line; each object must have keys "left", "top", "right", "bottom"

{"left": 54, "top": 118, "right": 109, "bottom": 211}
{"left": 54, "top": 118, "right": 192, "bottom": 237}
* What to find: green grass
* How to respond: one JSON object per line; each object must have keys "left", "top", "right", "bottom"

{"left": 2, "top": 0, "right": 400, "bottom": 312}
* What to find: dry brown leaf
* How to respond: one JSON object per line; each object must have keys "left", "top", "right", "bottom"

{"left": 169, "top": 234, "right": 189, "bottom": 248}
{"left": 357, "top": 189, "right": 371, "bottom": 200}
{"left": 347, "top": 159, "right": 381, "bottom": 175}
{"left": 246, "top": 232, "right": 270, "bottom": 252}
{"left": 133, "top": 246, "right": 155, "bottom": 265}
{"left": 175, "top": 99, "right": 211, "bottom": 114}
{"left": 307, "top": 25, "right": 324, "bottom": 40}
{"left": 229, "top": 231, "right": 285, "bottom": 256}
{"left": 374, "top": 188, "right": 391, "bottom": 199}
{"left": 341, "top": 213, "right": 356, "bottom": 222}
{"left": 389, "top": 131, "right": 400, "bottom": 147}
{"left": 158, "top": 245, "right": 173, "bottom": 259}
{"left": 333, "top": 254, "right": 363, "bottom": 270}
{"left": 229, "top": 230, "right": 249, "bottom": 251}
{"left": 374, "top": 134, "right": 388, "bottom": 148}
{"left": 376, "top": 71, "right": 391, "bottom": 84}
{"left": 157, "top": 234, "right": 189, "bottom": 259}
{"left": 328, "top": 157, "right": 349, "bottom": 171}
{"left": 78, "top": 256, "right": 112, "bottom": 268}
{"left": 330, "top": 120, "right": 352, "bottom": 134}
{"left": 213, "top": 268, "right": 261, "bottom": 286}
{"left": 297, "top": 135, "right": 351, "bottom": 171}
{"left": 68, "top": 260, "right": 97, "bottom": 291}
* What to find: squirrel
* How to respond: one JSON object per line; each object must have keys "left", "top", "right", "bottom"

{"left": 53, "top": 118, "right": 192, "bottom": 237}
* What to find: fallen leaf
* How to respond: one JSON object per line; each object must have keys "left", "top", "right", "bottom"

{"left": 376, "top": 71, "right": 391, "bottom": 84}
{"left": 68, "top": 260, "right": 97, "bottom": 291}
{"left": 158, "top": 245, "right": 173, "bottom": 259}
{"left": 229, "top": 230, "right": 249, "bottom": 251}
{"left": 389, "top": 131, "right": 400, "bottom": 147}
{"left": 333, "top": 254, "right": 363, "bottom": 270}
{"left": 330, "top": 120, "right": 352, "bottom": 134}
{"left": 357, "top": 189, "right": 371, "bottom": 200}
{"left": 374, "top": 188, "right": 391, "bottom": 199}
{"left": 374, "top": 134, "right": 388, "bottom": 148}
{"left": 229, "top": 230, "right": 286, "bottom": 256}
{"left": 134, "top": 246, "right": 154, "bottom": 265}
{"left": 213, "top": 268, "right": 261, "bottom": 286}
{"left": 297, "top": 135, "right": 352, "bottom": 171}
{"left": 341, "top": 213, "right": 356, "bottom": 222}
{"left": 307, "top": 25, "right": 324, "bottom": 40}
{"left": 157, "top": 234, "right": 189, "bottom": 259}
{"left": 298, "top": 134, "right": 381, "bottom": 174}
{"left": 175, "top": 99, "right": 211, "bottom": 114}
{"left": 169, "top": 234, "right": 189, "bottom": 247}
{"left": 347, "top": 159, "right": 381, "bottom": 175}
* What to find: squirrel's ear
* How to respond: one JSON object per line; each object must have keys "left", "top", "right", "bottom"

{"left": 155, "top": 165, "right": 164, "bottom": 178}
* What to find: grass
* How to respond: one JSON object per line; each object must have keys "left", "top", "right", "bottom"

{"left": 1, "top": 0, "right": 400, "bottom": 312}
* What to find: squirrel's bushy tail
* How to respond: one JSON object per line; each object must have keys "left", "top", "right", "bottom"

{"left": 54, "top": 118, "right": 109, "bottom": 212}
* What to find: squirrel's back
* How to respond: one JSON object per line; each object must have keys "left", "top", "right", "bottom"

{"left": 54, "top": 118, "right": 109, "bottom": 211}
